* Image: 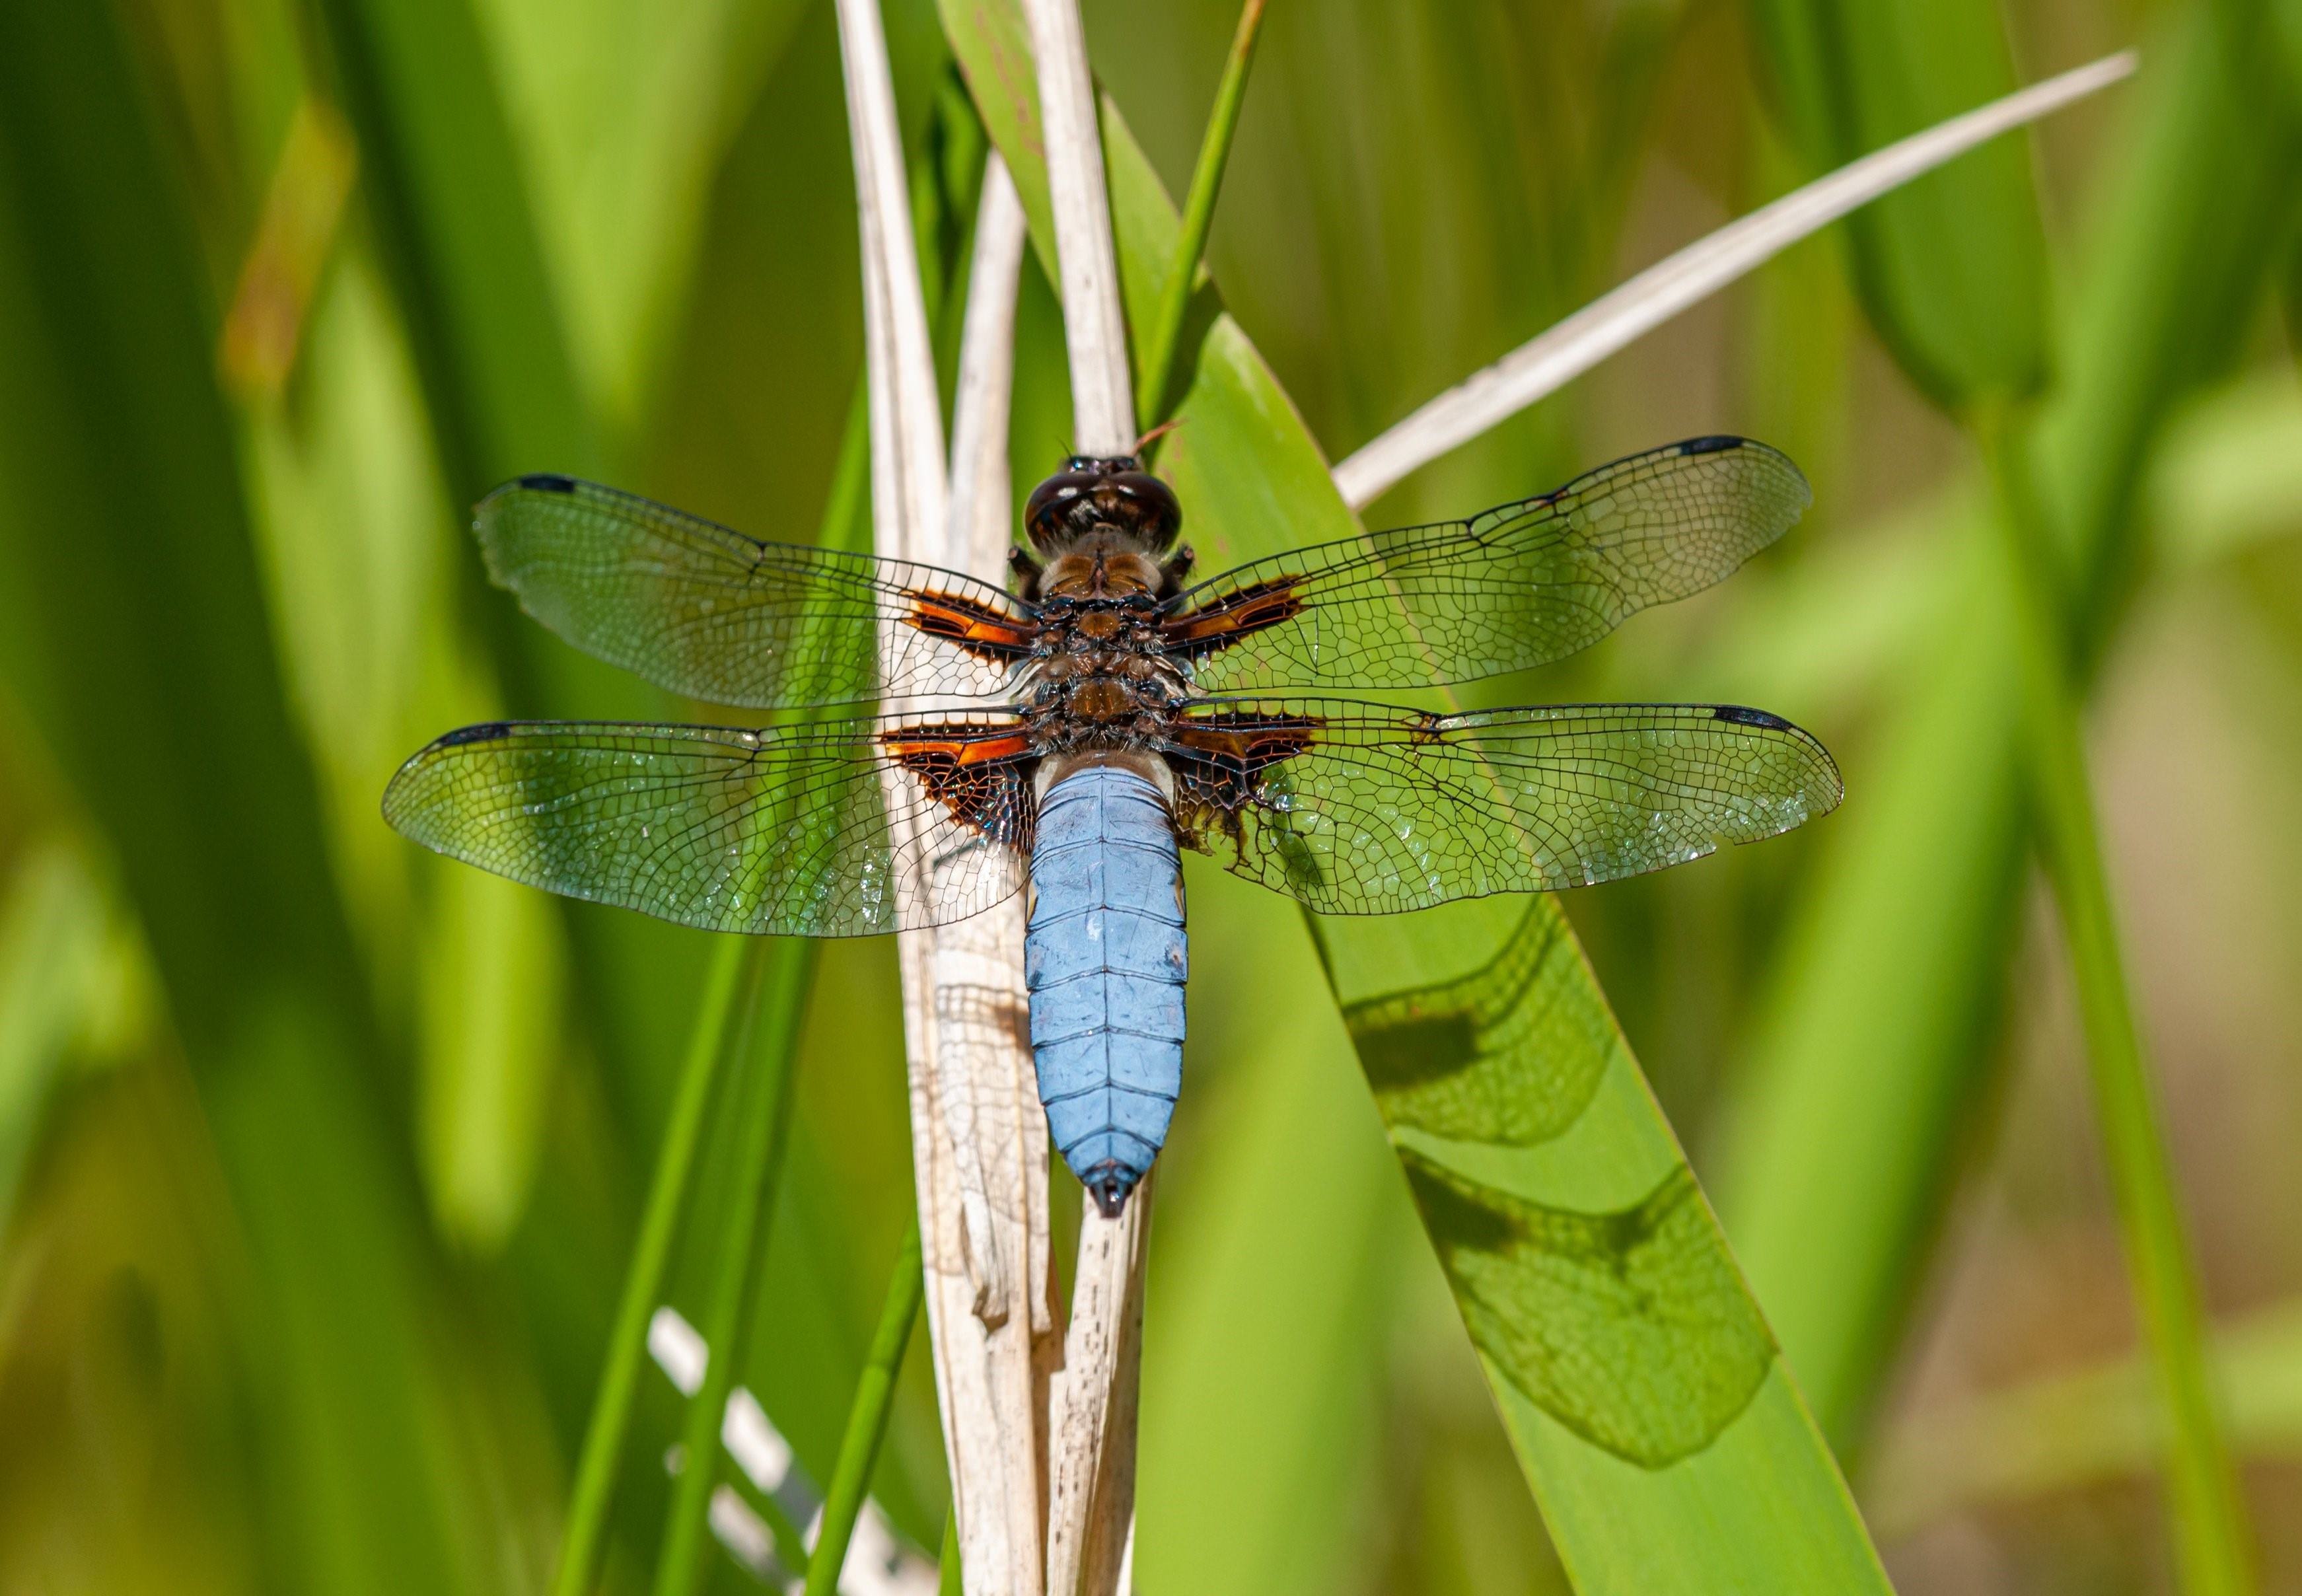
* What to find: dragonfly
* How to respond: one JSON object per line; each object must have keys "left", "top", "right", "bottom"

{"left": 384, "top": 436, "right": 1840, "bottom": 1217}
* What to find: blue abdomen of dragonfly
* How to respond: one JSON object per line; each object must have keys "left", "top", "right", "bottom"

{"left": 1025, "top": 765, "right": 1186, "bottom": 1218}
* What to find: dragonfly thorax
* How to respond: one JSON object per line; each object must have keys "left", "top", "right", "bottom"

{"left": 1022, "top": 638, "right": 1186, "bottom": 756}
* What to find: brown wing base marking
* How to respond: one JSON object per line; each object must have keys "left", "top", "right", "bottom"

{"left": 880, "top": 723, "right": 1038, "bottom": 846}
{"left": 907, "top": 591, "right": 1040, "bottom": 665}
{"left": 1164, "top": 711, "right": 1320, "bottom": 840}
{"left": 1160, "top": 576, "right": 1304, "bottom": 657}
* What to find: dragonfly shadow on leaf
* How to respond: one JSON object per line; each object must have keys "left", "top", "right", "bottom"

{"left": 1402, "top": 1149, "right": 1774, "bottom": 1469}
{"left": 1337, "top": 898, "right": 1614, "bottom": 1147}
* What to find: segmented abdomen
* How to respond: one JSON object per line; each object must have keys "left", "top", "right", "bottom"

{"left": 1024, "top": 764, "right": 1186, "bottom": 1217}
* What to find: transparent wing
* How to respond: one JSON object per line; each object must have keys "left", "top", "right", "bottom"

{"left": 1163, "top": 437, "right": 1809, "bottom": 692}
{"left": 382, "top": 717, "right": 1036, "bottom": 937}
{"left": 1161, "top": 698, "right": 1840, "bottom": 914}
{"left": 478, "top": 475, "right": 1038, "bottom": 707}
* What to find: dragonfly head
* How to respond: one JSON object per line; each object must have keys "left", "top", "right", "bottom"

{"left": 1025, "top": 456, "right": 1182, "bottom": 557}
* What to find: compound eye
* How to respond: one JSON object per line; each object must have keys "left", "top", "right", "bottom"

{"left": 1025, "top": 471, "right": 1095, "bottom": 547}
{"left": 1112, "top": 472, "right": 1181, "bottom": 544}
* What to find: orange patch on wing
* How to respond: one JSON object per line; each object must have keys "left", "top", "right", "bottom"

{"left": 881, "top": 725, "right": 1033, "bottom": 764}
{"left": 1162, "top": 576, "right": 1305, "bottom": 651}
{"left": 880, "top": 723, "right": 1036, "bottom": 842}
{"left": 1165, "top": 711, "right": 1322, "bottom": 840}
{"left": 907, "top": 591, "right": 1039, "bottom": 661}
{"left": 1169, "top": 713, "right": 1319, "bottom": 771}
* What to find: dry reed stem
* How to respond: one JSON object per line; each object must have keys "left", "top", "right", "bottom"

{"left": 838, "top": 4, "right": 1050, "bottom": 1591}
{"left": 1330, "top": 50, "right": 2139, "bottom": 508}
{"left": 1021, "top": 0, "right": 1137, "bottom": 456}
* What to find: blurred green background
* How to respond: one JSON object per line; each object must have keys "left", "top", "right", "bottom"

{"left": 1, "top": 0, "right": 2299, "bottom": 1591}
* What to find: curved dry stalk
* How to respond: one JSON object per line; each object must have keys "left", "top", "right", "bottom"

{"left": 1330, "top": 50, "right": 2138, "bottom": 509}
{"left": 949, "top": 155, "right": 1028, "bottom": 573}
{"left": 837, "top": 5, "right": 1052, "bottom": 1595}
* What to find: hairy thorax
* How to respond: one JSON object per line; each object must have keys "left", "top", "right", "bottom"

{"left": 1023, "top": 546, "right": 1186, "bottom": 793}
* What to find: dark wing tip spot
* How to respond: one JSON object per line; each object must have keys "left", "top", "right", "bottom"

{"left": 1712, "top": 704, "right": 1788, "bottom": 729}
{"left": 515, "top": 472, "right": 580, "bottom": 493}
{"left": 1676, "top": 435, "right": 1746, "bottom": 457}
{"left": 434, "top": 721, "right": 514, "bottom": 749}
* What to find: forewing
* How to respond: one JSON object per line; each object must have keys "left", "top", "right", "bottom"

{"left": 1163, "top": 699, "right": 1840, "bottom": 914}
{"left": 1164, "top": 437, "right": 1809, "bottom": 692}
{"left": 382, "top": 717, "right": 1034, "bottom": 936}
{"left": 478, "top": 475, "right": 1037, "bottom": 707}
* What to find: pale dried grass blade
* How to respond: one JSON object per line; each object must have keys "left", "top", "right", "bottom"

{"left": 836, "top": 0, "right": 947, "bottom": 550}
{"left": 1330, "top": 51, "right": 2139, "bottom": 508}
{"left": 838, "top": 2, "right": 1050, "bottom": 1591}
{"left": 941, "top": 151, "right": 1058, "bottom": 1354}
{"left": 949, "top": 153, "right": 1028, "bottom": 575}
{"left": 1021, "top": 0, "right": 1137, "bottom": 454}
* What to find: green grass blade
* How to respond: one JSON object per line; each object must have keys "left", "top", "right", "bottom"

{"left": 310, "top": 5, "right": 880, "bottom": 1564}
{"left": 654, "top": 940, "right": 811, "bottom": 1596}
{"left": 0, "top": 9, "right": 505, "bottom": 1591}
{"left": 1721, "top": 0, "right": 2301, "bottom": 1453}
{"left": 0, "top": 841, "right": 110, "bottom": 1228}
{"left": 1135, "top": 877, "right": 1402, "bottom": 1596}
{"left": 1746, "top": 0, "right": 2048, "bottom": 408}
{"left": 552, "top": 933, "right": 750, "bottom": 1596}
{"left": 802, "top": 1219, "right": 925, "bottom": 1596}
{"left": 1136, "top": 0, "right": 1268, "bottom": 426}
{"left": 306, "top": 0, "right": 598, "bottom": 499}
{"left": 941, "top": 5, "right": 1892, "bottom": 1583}
{"left": 1988, "top": 421, "right": 2254, "bottom": 1592}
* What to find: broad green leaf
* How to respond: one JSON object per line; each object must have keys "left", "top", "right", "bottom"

{"left": 470, "top": 0, "right": 816, "bottom": 429}
{"left": 1720, "top": 0, "right": 2302, "bottom": 1447}
{"left": 941, "top": 4, "right": 1890, "bottom": 1584}
{"left": 1400, "top": 1152, "right": 1771, "bottom": 1468}
{"left": 1135, "top": 858, "right": 1406, "bottom": 1596}
{"left": 308, "top": 0, "right": 598, "bottom": 499}
{"left": 244, "top": 254, "right": 572, "bottom": 1251}
{"left": 1346, "top": 900, "right": 1610, "bottom": 1147}
{"left": 1711, "top": 526, "right": 2029, "bottom": 1445}
{"left": 0, "top": 842, "right": 115, "bottom": 1229}
{"left": 0, "top": 7, "right": 530, "bottom": 1590}
{"left": 1746, "top": 0, "right": 2048, "bottom": 408}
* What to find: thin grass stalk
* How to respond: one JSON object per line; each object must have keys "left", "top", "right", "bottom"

{"left": 554, "top": 361, "right": 871, "bottom": 1596}
{"left": 1985, "top": 417, "right": 2256, "bottom": 1595}
{"left": 939, "top": 1516, "right": 964, "bottom": 1595}
{"left": 803, "top": 1220, "right": 927, "bottom": 1596}
{"left": 551, "top": 933, "right": 751, "bottom": 1596}
{"left": 653, "top": 941, "right": 812, "bottom": 1596}
{"left": 1329, "top": 51, "right": 2136, "bottom": 509}
{"left": 1136, "top": 0, "right": 1269, "bottom": 427}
